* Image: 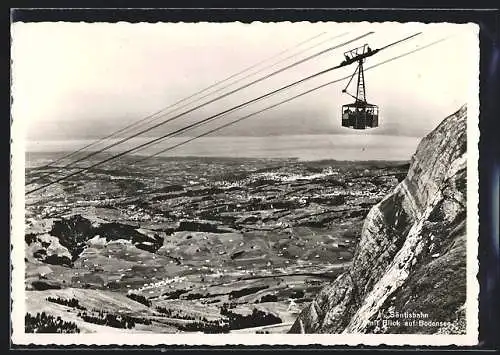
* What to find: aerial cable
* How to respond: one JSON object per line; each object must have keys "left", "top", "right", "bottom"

{"left": 27, "top": 31, "right": 373, "bottom": 184}
{"left": 29, "top": 31, "right": 330, "bottom": 172}
{"left": 147, "top": 32, "right": 351, "bottom": 123}
{"left": 26, "top": 32, "right": 424, "bottom": 195}
{"left": 79, "top": 33, "right": 351, "bottom": 156}
{"left": 27, "top": 31, "right": 344, "bottom": 185}
{"left": 25, "top": 32, "right": 427, "bottom": 196}
{"left": 119, "top": 32, "right": 422, "bottom": 159}
{"left": 38, "top": 32, "right": 381, "bottom": 174}
{"left": 136, "top": 36, "right": 451, "bottom": 164}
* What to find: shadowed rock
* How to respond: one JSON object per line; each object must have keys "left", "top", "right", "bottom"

{"left": 290, "top": 105, "right": 468, "bottom": 335}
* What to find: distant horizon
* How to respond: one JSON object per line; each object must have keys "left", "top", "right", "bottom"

{"left": 24, "top": 133, "right": 421, "bottom": 162}
{"left": 24, "top": 131, "right": 435, "bottom": 141}
{"left": 25, "top": 151, "right": 412, "bottom": 165}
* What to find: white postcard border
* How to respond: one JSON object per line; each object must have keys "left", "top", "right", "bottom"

{"left": 10, "top": 20, "right": 480, "bottom": 346}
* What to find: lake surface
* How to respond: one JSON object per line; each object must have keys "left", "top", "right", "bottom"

{"left": 25, "top": 134, "right": 420, "bottom": 162}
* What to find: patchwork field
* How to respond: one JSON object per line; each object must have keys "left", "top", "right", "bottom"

{"left": 24, "top": 153, "right": 408, "bottom": 333}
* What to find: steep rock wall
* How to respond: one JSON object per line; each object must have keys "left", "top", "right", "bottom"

{"left": 290, "top": 105, "right": 468, "bottom": 334}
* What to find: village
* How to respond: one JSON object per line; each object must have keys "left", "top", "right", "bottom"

{"left": 24, "top": 154, "right": 409, "bottom": 333}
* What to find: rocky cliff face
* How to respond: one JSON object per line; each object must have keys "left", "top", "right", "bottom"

{"left": 290, "top": 105, "right": 468, "bottom": 334}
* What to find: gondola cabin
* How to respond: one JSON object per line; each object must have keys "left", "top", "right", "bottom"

{"left": 339, "top": 43, "right": 380, "bottom": 130}
{"left": 341, "top": 101, "right": 379, "bottom": 129}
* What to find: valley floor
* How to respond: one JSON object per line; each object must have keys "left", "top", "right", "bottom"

{"left": 23, "top": 153, "right": 408, "bottom": 333}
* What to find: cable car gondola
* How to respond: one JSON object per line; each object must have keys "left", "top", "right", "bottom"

{"left": 340, "top": 44, "right": 379, "bottom": 129}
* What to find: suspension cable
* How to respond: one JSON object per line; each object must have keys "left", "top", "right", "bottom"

{"left": 26, "top": 32, "right": 431, "bottom": 196}
{"left": 29, "top": 31, "right": 329, "bottom": 171}
{"left": 134, "top": 37, "right": 451, "bottom": 164}
{"left": 27, "top": 32, "right": 371, "bottom": 185}
{"left": 114, "top": 32, "right": 423, "bottom": 159}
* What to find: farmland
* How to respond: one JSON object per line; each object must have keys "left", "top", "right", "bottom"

{"left": 24, "top": 153, "right": 408, "bottom": 333}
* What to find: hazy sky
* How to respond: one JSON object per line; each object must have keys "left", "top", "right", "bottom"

{"left": 12, "top": 21, "right": 477, "bottom": 143}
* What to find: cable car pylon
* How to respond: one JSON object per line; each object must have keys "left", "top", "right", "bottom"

{"left": 338, "top": 32, "right": 421, "bottom": 130}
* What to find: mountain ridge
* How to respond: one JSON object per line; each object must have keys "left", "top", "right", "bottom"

{"left": 290, "top": 104, "right": 468, "bottom": 334}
